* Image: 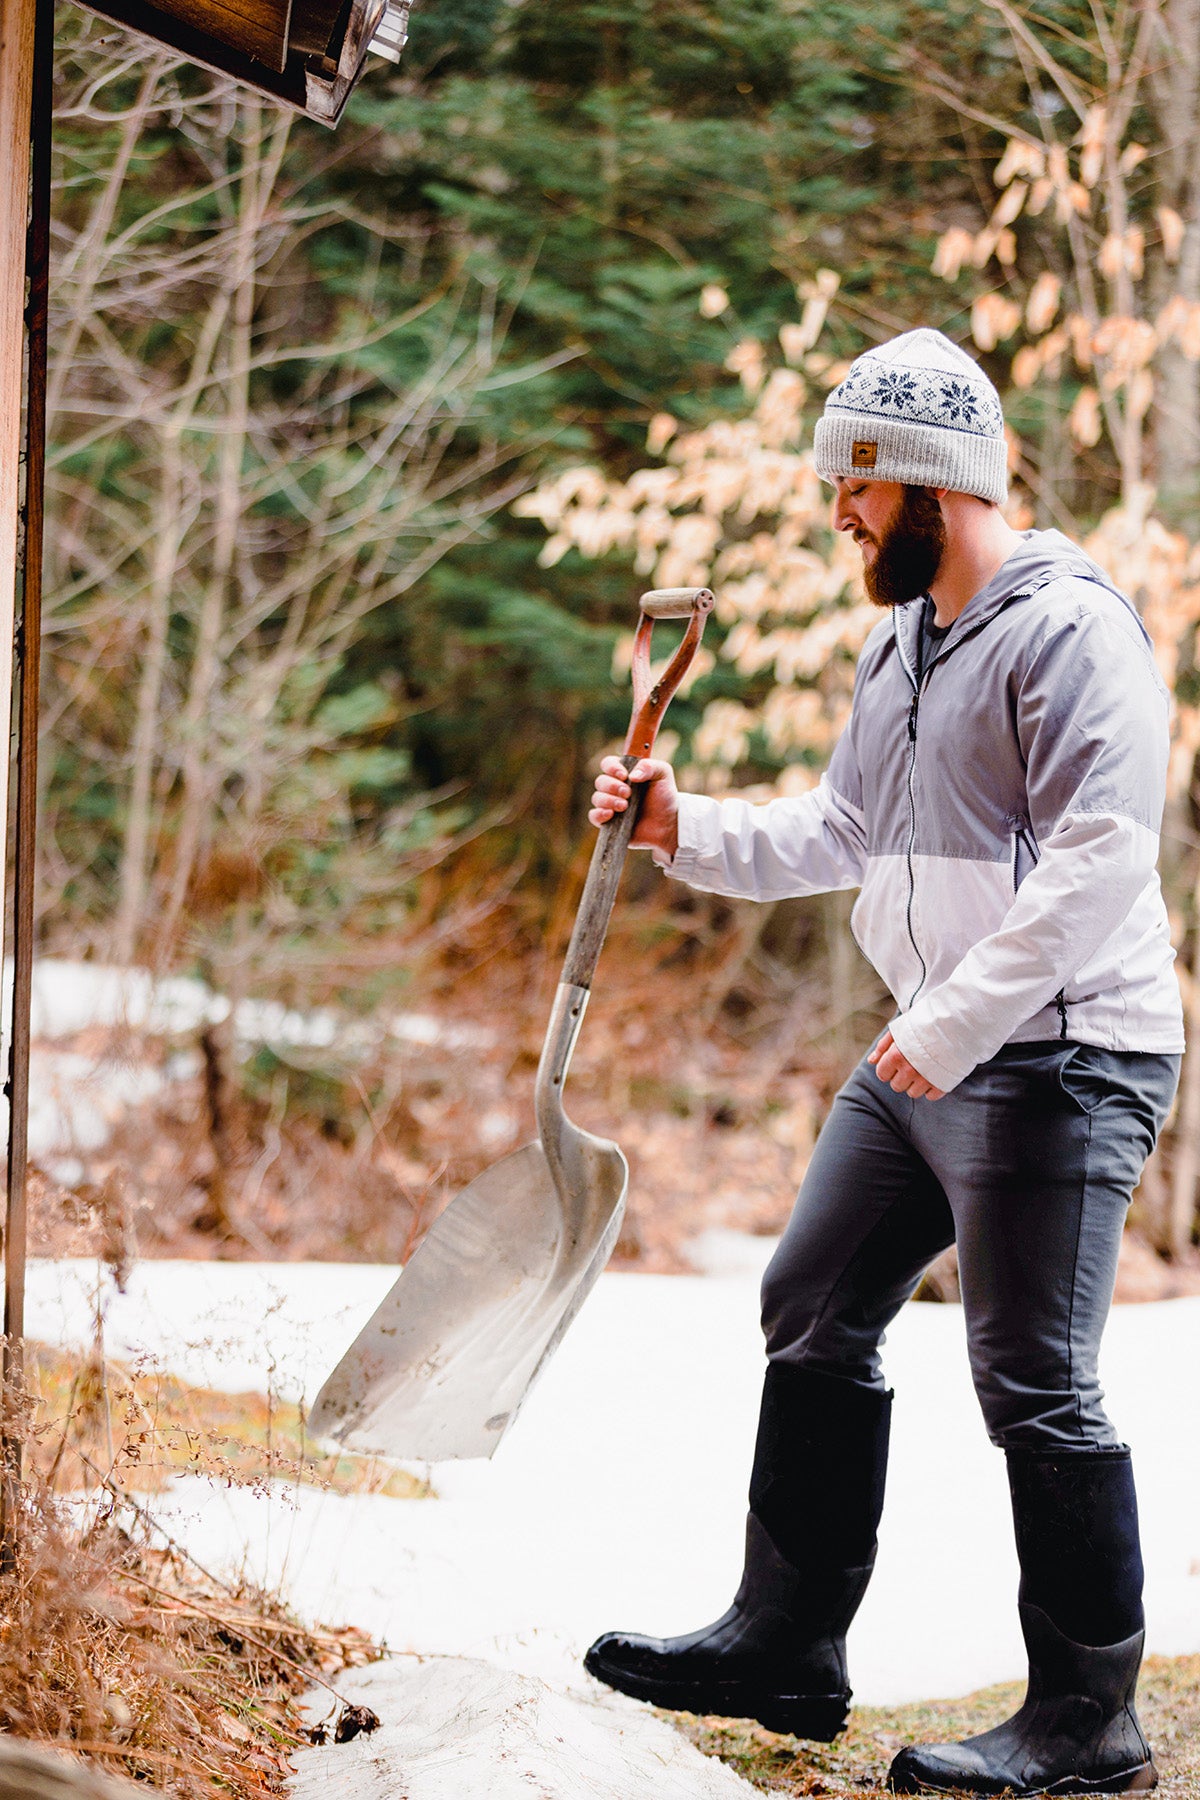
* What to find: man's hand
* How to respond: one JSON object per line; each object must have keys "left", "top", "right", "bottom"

{"left": 589, "top": 756, "right": 680, "bottom": 860}
{"left": 868, "top": 1030, "right": 946, "bottom": 1101}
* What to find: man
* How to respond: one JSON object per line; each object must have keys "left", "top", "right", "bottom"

{"left": 583, "top": 328, "right": 1183, "bottom": 1795}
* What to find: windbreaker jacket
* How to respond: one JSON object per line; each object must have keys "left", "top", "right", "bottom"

{"left": 664, "top": 530, "right": 1185, "bottom": 1092}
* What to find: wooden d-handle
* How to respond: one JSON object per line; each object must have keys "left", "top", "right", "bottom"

{"left": 559, "top": 585, "right": 715, "bottom": 992}
{"left": 625, "top": 587, "right": 714, "bottom": 759}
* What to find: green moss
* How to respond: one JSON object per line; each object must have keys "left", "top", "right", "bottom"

{"left": 675, "top": 1657, "right": 1200, "bottom": 1796}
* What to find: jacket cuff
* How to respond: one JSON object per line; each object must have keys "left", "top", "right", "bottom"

{"left": 887, "top": 1014, "right": 972, "bottom": 1094}
{"left": 656, "top": 793, "right": 721, "bottom": 879}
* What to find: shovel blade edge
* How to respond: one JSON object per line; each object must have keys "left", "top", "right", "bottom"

{"left": 307, "top": 1138, "right": 626, "bottom": 1461}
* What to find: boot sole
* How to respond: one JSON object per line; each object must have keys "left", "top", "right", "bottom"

{"left": 583, "top": 1648, "right": 849, "bottom": 1740}
{"left": 890, "top": 1758, "right": 1158, "bottom": 1796}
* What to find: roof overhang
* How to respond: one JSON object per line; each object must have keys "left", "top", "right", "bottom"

{"left": 71, "top": 0, "right": 410, "bottom": 123}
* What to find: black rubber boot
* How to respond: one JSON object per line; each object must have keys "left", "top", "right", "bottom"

{"left": 889, "top": 1449, "right": 1157, "bottom": 1796}
{"left": 584, "top": 1364, "right": 890, "bottom": 1739}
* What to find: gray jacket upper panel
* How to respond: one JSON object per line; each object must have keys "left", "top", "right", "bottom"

{"left": 667, "top": 529, "right": 1185, "bottom": 1092}
{"left": 832, "top": 529, "right": 1170, "bottom": 860}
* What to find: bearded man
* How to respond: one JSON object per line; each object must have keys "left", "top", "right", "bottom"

{"left": 584, "top": 328, "right": 1183, "bottom": 1796}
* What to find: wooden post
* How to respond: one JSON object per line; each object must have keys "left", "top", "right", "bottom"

{"left": 0, "top": 0, "right": 50, "bottom": 1572}
{"left": 0, "top": 3, "right": 37, "bottom": 857}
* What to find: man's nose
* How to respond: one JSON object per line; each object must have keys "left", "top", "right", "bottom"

{"left": 832, "top": 493, "right": 858, "bottom": 533}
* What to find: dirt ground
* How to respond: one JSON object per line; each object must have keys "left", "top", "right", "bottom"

{"left": 26, "top": 919, "right": 1200, "bottom": 1301}
{"left": 681, "top": 1654, "right": 1200, "bottom": 1796}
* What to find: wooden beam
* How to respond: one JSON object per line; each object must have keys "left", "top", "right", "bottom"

{"left": 0, "top": 0, "right": 50, "bottom": 1575}
{"left": 72, "top": 0, "right": 388, "bottom": 122}
{"left": 0, "top": 0, "right": 38, "bottom": 1574}
{"left": 142, "top": 0, "right": 292, "bottom": 74}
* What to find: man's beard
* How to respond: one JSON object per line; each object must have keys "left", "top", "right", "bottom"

{"left": 861, "top": 485, "right": 946, "bottom": 608}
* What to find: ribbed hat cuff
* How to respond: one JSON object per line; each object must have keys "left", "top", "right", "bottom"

{"left": 813, "top": 412, "right": 1008, "bottom": 504}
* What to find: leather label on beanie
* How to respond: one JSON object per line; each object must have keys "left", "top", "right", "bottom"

{"left": 851, "top": 440, "right": 878, "bottom": 468}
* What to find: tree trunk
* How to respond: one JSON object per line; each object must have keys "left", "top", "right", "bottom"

{"left": 112, "top": 430, "right": 182, "bottom": 965}
{"left": 1149, "top": 0, "right": 1200, "bottom": 524}
{"left": 1168, "top": 870, "right": 1200, "bottom": 1257}
{"left": 157, "top": 101, "right": 288, "bottom": 956}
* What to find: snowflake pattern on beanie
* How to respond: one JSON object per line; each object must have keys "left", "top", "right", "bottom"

{"left": 830, "top": 361, "right": 1002, "bottom": 438}
{"left": 813, "top": 327, "right": 1008, "bottom": 501}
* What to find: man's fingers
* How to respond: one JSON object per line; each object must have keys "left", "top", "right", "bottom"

{"left": 591, "top": 757, "right": 663, "bottom": 827}
{"left": 869, "top": 1039, "right": 945, "bottom": 1099}
{"left": 601, "top": 756, "right": 658, "bottom": 782}
{"left": 589, "top": 772, "right": 630, "bottom": 824}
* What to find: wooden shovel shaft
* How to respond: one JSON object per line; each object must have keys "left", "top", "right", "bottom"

{"left": 559, "top": 586, "right": 713, "bottom": 992}
{"left": 560, "top": 762, "right": 644, "bottom": 990}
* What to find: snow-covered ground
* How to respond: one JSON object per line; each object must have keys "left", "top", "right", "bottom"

{"left": 12, "top": 956, "right": 493, "bottom": 1182}
{"left": 25, "top": 1246, "right": 1200, "bottom": 1709}
{"left": 17, "top": 959, "right": 1200, "bottom": 1793}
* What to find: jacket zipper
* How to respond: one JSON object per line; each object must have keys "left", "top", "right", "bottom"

{"left": 893, "top": 610, "right": 930, "bottom": 1010}
{"left": 904, "top": 687, "right": 927, "bottom": 1007}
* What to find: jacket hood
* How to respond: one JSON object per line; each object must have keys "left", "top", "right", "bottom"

{"left": 893, "top": 528, "right": 1147, "bottom": 680}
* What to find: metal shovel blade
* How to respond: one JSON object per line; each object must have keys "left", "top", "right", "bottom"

{"left": 306, "top": 588, "right": 714, "bottom": 1464}
{"left": 307, "top": 986, "right": 628, "bottom": 1461}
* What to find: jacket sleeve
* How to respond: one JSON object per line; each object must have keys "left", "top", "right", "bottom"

{"left": 889, "top": 597, "right": 1171, "bottom": 1093}
{"left": 660, "top": 727, "right": 868, "bottom": 902}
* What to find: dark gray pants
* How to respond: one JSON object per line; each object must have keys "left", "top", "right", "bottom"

{"left": 761, "top": 1042, "right": 1179, "bottom": 1449}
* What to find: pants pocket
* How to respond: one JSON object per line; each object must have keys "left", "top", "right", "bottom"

{"left": 1057, "top": 1044, "right": 1180, "bottom": 1142}
{"left": 1055, "top": 1044, "right": 1104, "bottom": 1116}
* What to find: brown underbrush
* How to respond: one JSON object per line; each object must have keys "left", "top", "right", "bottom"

{"left": 0, "top": 1336, "right": 398, "bottom": 1794}
{"left": 0, "top": 1474, "right": 380, "bottom": 1797}
{"left": 24, "top": 889, "right": 1200, "bottom": 1293}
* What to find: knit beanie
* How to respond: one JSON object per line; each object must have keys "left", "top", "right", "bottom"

{"left": 813, "top": 328, "right": 1007, "bottom": 503}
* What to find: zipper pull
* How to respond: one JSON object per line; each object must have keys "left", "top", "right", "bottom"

{"left": 907, "top": 693, "right": 919, "bottom": 741}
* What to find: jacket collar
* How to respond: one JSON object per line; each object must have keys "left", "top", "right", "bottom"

{"left": 891, "top": 528, "right": 1142, "bottom": 683}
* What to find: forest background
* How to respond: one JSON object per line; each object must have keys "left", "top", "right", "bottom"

{"left": 33, "top": 0, "right": 1200, "bottom": 1285}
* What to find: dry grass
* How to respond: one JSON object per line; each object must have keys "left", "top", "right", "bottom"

{"left": 0, "top": 1475, "right": 381, "bottom": 1797}
{"left": 677, "top": 1655, "right": 1200, "bottom": 1797}
{"left": 23, "top": 1341, "right": 429, "bottom": 1499}
{"left": 0, "top": 1342, "right": 409, "bottom": 1795}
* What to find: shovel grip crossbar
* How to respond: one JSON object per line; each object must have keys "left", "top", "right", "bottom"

{"left": 560, "top": 586, "right": 713, "bottom": 992}
{"left": 638, "top": 587, "right": 711, "bottom": 619}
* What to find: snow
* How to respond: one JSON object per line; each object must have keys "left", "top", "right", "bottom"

{"left": 289, "top": 1659, "right": 754, "bottom": 1800}
{"left": 17, "top": 956, "right": 494, "bottom": 1057}
{"left": 25, "top": 1250, "right": 1200, "bottom": 1709}
{"left": 29, "top": 1052, "right": 169, "bottom": 1162}
{"left": 25, "top": 961, "right": 216, "bottom": 1040}
{"left": 14, "top": 963, "right": 1199, "bottom": 1791}
{"left": 4, "top": 958, "right": 498, "bottom": 1173}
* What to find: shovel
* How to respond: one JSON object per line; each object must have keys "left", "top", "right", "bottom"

{"left": 307, "top": 585, "right": 714, "bottom": 1461}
